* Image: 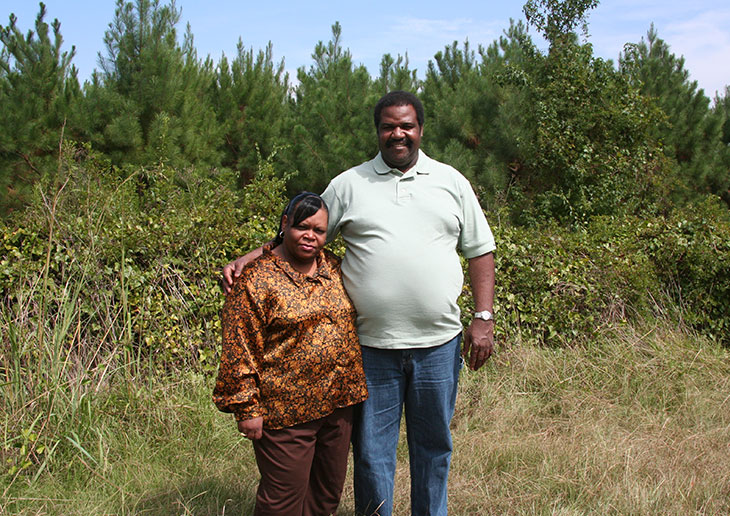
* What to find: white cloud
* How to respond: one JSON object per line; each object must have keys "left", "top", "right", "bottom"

{"left": 664, "top": 9, "right": 730, "bottom": 96}
{"left": 356, "top": 16, "right": 507, "bottom": 74}
{"left": 570, "top": 2, "right": 730, "bottom": 97}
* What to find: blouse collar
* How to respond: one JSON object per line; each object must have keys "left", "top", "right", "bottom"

{"left": 263, "top": 243, "right": 332, "bottom": 285}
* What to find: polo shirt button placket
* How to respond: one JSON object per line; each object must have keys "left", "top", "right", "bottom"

{"left": 397, "top": 175, "right": 413, "bottom": 203}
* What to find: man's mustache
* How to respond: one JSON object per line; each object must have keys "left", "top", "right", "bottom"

{"left": 386, "top": 138, "right": 411, "bottom": 147}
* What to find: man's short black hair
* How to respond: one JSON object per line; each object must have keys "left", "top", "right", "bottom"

{"left": 373, "top": 91, "right": 424, "bottom": 129}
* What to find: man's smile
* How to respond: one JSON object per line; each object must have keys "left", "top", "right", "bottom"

{"left": 387, "top": 138, "right": 410, "bottom": 148}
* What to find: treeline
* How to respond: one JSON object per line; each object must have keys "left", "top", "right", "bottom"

{"left": 0, "top": 0, "right": 729, "bottom": 355}
{"left": 1, "top": 0, "right": 729, "bottom": 221}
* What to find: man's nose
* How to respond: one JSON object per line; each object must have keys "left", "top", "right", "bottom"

{"left": 392, "top": 126, "right": 404, "bottom": 138}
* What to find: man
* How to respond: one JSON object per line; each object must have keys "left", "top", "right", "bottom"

{"left": 223, "top": 91, "right": 495, "bottom": 516}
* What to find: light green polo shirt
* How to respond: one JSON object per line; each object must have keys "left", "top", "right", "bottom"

{"left": 321, "top": 150, "right": 495, "bottom": 349}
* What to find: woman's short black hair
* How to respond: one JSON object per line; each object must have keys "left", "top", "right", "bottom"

{"left": 373, "top": 90, "right": 425, "bottom": 129}
{"left": 274, "top": 192, "right": 329, "bottom": 245}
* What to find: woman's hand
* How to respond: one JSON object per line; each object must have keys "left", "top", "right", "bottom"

{"left": 238, "top": 417, "right": 263, "bottom": 440}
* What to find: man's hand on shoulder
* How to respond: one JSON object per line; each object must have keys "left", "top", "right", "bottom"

{"left": 221, "top": 246, "right": 266, "bottom": 294}
{"left": 221, "top": 257, "right": 247, "bottom": 294}
{"left": 463, "top": 317, "right": 494, "bottom": 370}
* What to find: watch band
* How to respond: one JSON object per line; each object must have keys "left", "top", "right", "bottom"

{"left": 473, "top": 310, "right": 493, "bottom": 321}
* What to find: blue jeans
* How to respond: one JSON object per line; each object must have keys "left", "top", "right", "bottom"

{"left": 352, "top": 334, "right": 462, "bottom": 516}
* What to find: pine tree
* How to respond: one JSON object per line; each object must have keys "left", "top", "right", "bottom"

{"left": 421, "top": 40, "right": 496, "bottom": 187}
{"left": 711, "top": 87, "right": 730, "bottom": 205}
{"left": 421, "top": 24, "right": 536, "bottom": 206}
{"left": 80, "top": 0, "right": 222, "bottom": 169}
{"left": 375, "top": 53, "right": 420, "bottom": 95}
{"left": 0, "top": 2, "right": 80, "bottom": 215}
{"left": 213, "top": 40, "right": 289, "bottom": 187}
{"left": 620, "top": 26, "right": 724, "bottom": 203}
{"left": 281, "top": 22, "right": 376, "bottom": 194}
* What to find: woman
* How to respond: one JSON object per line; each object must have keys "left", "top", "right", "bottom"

{"left": 213, "top": 192, "right": 368, "bottom": 516}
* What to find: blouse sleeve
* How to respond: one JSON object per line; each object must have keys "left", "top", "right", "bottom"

{"left": 212, "top": 275, "right": 267, "bottom": 422}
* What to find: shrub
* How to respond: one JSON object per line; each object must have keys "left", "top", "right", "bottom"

{"left": 638, "top": 196, "right": 730, "bottom": 344}
{"left": 467, "top": 199, "right": 730, "bottom": 347}
{"left": 1, "top": 143, "right": 288, "bottom": 371}
{"left": 483, "top": 219, "right": 661, "bottom": 346}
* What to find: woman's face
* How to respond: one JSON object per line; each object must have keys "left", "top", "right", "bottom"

{"left": 281, "top": 207, "right": 328, "bottom": 264}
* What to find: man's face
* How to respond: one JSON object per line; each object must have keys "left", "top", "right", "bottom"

{"left": 377, "top": 104, "right": 423, "bottom": 172}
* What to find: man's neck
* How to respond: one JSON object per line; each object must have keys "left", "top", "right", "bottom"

{"left": 383, "top": 152, "right": 419, "bottom": 173}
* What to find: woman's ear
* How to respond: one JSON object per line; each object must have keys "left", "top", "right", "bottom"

{"left": 280, "top": 214, "right": 289, "bottom": 231}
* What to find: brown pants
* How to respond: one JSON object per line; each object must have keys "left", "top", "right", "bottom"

{"left": 252, "top": 406, "right": 354, "bottom": 516}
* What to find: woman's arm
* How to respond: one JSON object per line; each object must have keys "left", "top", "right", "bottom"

{"left": 212, "top": 278, "right": 266, "bottom": 422}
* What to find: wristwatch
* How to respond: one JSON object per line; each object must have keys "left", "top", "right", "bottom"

{"left": 473, "top": 310, "right": 493, "bottom": 322}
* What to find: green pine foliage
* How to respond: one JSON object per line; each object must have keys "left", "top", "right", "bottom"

{"left": 421, "top": 23, "right": 535, "bottom": 206}
{"left": 422, "top": 39, "right": 497, "bottom": 187}
{"left": 82, "top": 0, "right": 222, "bottom": 168}
{"left": 213, "top": 41, "right": 289, "bottom": 186}
{"left": 0, "top": 3, "right": 80, "bottom": 215}
{"left": 712, "top": 87, "right": 730, "bottom": 205}
{"left": 620, "top": 26, "right": 727, "bottom": 205}
{"left": 375, "top": 53, "right": 420, "bottom": 95}
{"left": 281, "top": 22, "right": 377, "bottom": 194}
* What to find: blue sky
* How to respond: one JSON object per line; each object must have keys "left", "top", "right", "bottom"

{"left": 3, "top": 0, "right": 730, "bottom": 98}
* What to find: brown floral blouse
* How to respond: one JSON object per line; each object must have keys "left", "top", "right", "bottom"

{"left": 212, "top": 246, "right": 368, "bottom": 429}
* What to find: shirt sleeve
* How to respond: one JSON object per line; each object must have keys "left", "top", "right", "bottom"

{"left": 321, "top": 181, "right": 344, "bottom": 244}
{"left": 212, "top": 275, "right": 267, "bottom": 422}
{"left": 457, "top": 175, "right": 496, "bottom": 258}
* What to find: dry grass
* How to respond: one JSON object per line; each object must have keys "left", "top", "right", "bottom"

{"left": 442, "top": 323, "right": 730, "bottom": 515}
{"left": 3, "top": 322, "right": 729, "bottom": 515}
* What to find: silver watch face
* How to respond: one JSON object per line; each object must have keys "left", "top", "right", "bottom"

{"left": 474, "top": 310, "right": 493, "bottom": 321}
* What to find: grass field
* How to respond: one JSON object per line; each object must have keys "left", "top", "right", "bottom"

{"left": 3, "top": 319, "right": 729, "bottom": 515}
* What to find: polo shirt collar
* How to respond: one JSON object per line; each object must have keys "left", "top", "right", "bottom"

{"left": 373, "top": 150, "right": 430, "bottom": 177}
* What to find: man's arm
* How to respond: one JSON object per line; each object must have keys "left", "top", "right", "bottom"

{"left": 221, "top": 246, "right": 265, "bottom": 295}
{"left": 463, "top": 252, "right": 495, "bottom": 370}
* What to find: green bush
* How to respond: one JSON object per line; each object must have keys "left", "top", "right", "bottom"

{"left": 487, "top": 219, "right": 661, "bottom": 346}
{"left": 476, "top": 199, "right": 730, "bottom": 347}
{"left": 1, "top": 144, "right": 288, "bottom": 371}
{"left": 638, "top": 197, "right": 730, "bottom": 343}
